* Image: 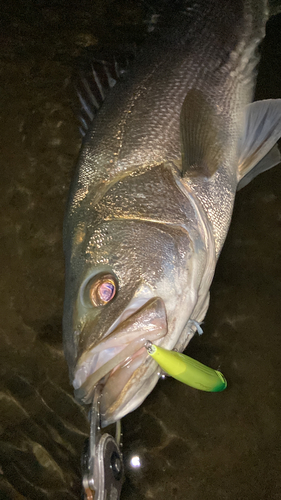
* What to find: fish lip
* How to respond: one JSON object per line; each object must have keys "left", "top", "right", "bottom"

{"left": 74, "top": 343, "right": 149, "bottom": 405}
{"left": 73, "top": 297, "right": 167, "bottom": 404}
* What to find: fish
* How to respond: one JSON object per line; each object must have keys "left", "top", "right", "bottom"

{"left": 63, "top": 0, "right": 281, "bottom": 427}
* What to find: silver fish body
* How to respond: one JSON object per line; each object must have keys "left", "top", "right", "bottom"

{"left": 63, "top": 0, "right": 281, "bottom": 425}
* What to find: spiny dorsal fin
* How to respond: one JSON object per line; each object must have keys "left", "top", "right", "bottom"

{"left": 180, "top": 89, "right": 226, "bottom": 177}
{"left": 75, "top": 49, "right": 135, "bottom": 136}
{"left": 237, "top": 99, "right": 281, "bottom": 190}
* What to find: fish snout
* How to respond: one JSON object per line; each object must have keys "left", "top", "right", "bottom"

{"left": 73, "top": 297, "right": 168, "bottom": 408}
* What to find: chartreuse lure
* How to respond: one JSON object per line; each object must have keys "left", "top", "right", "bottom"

{"left": 146, "top": 342, "right": 227, "bottom": 392}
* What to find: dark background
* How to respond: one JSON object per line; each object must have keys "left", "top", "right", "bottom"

{"left": 0, "top": 1, "right": 281, "bottom": 499}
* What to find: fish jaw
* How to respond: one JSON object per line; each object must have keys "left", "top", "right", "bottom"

{"left": 73, "top": 297, "right": 168, "bottom": 425}
{"left": 100, "top": 354, "right": 160, "bottom": 427}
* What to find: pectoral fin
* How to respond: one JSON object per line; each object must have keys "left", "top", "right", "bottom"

{"left": 237, "top": 99, "right": 281, "bottom": 190}
{"left": 180, "top": 89, "right": 226, "bottom": 177}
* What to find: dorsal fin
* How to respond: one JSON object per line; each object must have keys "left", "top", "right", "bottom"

{"left": 180, "top": 89, "right": 226, "bottom": 177}
{"left": 75, "top": 49, "right": 135, "bottom": 136}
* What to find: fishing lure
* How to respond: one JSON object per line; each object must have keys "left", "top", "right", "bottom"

{"left": 146, "top": 342, "right": 227, "bottom": 392}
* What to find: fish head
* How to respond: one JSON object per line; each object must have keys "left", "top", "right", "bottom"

{"left": 63, "top": 200, "right": 207, "bottom": 426}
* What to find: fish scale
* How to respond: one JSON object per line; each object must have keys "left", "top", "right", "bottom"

{"left": 67, "top": 1, "right": 264, "bottom": 247}
{"left": 63, "top": 0, "right": 281, "bottom": 427}
{"left": 67, "top": 2, "right": 244, "bottom": 206}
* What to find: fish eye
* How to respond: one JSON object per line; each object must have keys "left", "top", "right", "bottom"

{"left": 88, "top": 273, "right": 117, "bottom": 307}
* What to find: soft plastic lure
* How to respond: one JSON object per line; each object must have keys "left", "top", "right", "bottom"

{"left": 146, "top": 342, "right": 227, "bottom": 392}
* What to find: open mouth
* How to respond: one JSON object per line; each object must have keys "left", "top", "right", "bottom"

{"left": 73, "top": 297, "right": 167, "bottom": 405}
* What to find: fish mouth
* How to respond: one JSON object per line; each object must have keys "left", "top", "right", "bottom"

{"left": 73, "top": 297, "right": 167, "bottom": 411}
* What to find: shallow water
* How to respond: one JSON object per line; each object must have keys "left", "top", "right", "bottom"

{"left": 1, "top": 2, "right": 281, "bottom": 499}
